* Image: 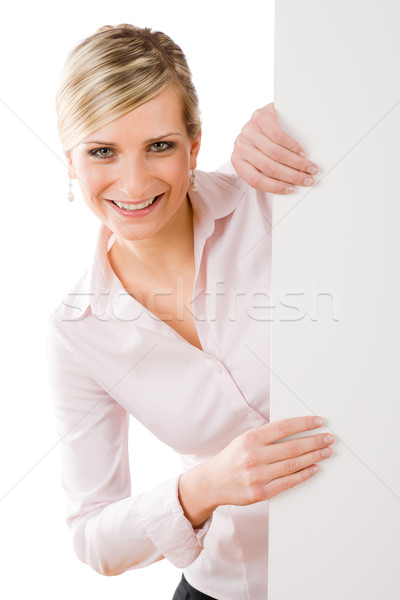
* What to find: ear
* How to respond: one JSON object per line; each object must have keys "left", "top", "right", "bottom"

{"left": 190, "top": 130, "right": 202, "bottom": 170}
{"left": 65, "top": 151, "right": 77, "bottom": 179}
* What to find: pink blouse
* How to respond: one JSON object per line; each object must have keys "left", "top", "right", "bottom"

{"left": 47, "top": 170, "right": 273, "bottom": 600}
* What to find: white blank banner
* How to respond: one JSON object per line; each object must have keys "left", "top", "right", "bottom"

{"left": 269, "top": 1, "right": 400, "bottom": 597}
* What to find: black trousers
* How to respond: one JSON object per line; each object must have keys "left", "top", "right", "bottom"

{"left": 172, "top": 574, "right": 217, "bottom": 600}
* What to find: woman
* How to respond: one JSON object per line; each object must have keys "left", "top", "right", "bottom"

{"left": 47, "top": 24, "right": 334, "bottom": 600}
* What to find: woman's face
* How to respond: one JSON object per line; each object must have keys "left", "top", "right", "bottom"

{"left": 67, "top": 86, "right": 201, "bottom": 243}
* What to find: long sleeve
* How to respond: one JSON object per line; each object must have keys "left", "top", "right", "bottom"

{"left": 46, "top": 319, "right": 211, "bottom": 576}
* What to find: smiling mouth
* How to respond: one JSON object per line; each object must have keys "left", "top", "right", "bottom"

{"left": 111, "top": 195, "right": 160, "bottom": 211}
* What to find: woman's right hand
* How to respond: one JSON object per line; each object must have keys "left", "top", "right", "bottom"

{"left": 178, "top": 416, "right": 334, "bottom": 528}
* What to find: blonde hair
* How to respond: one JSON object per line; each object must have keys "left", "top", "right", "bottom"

{"left": 56, "top": 24, "right": 201, "bottom": 152}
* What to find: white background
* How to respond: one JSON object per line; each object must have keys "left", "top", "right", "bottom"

{"left": 0, "top": 1, "right": 274, "bottom": 598}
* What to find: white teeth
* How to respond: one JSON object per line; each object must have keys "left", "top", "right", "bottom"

{"left": 113, "top": 196, "right": 157, "bottom": 210}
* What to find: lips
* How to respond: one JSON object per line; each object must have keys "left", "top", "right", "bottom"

{"left": 106, "top": 193, "right": 163, "bottom": 217}
{"left": 111, "top": 196, "right": 158, "bottom": 210}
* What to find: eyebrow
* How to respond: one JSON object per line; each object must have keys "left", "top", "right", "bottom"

{"left": 82, "top": 132, "right": 183, "bottom": 145}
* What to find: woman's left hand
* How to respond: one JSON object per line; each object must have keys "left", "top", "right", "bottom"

{"left": 231, "top": 102, "right": 319, "bottom": 194}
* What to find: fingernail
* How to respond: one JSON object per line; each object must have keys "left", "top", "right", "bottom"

{"left": 304, "top": 177, "right": 314, "bottom": 186}
{"left": 324, "top": 435, "right": 334, "bottom": 444}
{"left": 307, "top": 166, "right": 318, "bottom": 175}
{"left": 321, "top": 447, "right": 332, "bottom": 458}
{"left": 316, "top": 417, "right": 324, "bottom": 426}
{"left": 284, "top": 186, "right": 294, "bottom": 194}
{"left": 311, "top": 465, "right": 319, "bottom": 474}
{"left": 298, "top": 151, "right": 306, "bottom": 157}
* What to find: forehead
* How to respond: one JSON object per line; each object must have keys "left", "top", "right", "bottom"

{"left": 83, "top": 87, "right": 187, "bottom": 144}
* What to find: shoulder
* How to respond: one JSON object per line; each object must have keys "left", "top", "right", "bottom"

{"left": 195, "top": 169, "right": 273, "bottom": 227}
{"left": 196, "top": 169, "right": 244, "bottom": 193}
{"left": 48, "top": 223, "right": 114, "bottom": 328}
{"left": 48, "top": 270, "right": 92, "bottom": 325}
{"left": 46, "top": 269, "right": 94, "bottom": 361}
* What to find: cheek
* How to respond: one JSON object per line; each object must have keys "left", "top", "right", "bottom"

{"left": 167, "top": 154, "right": 191, "bottom": 184}
{"left": 76, "top": 167, "right": 107, "bottom": 198}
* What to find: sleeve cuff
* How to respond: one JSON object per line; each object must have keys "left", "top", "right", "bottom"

{"left": 139, "top": 475, "right": 212, "bottom": 568}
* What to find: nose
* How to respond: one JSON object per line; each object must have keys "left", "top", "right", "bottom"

{"left": 117, "top": 156, "right": 152, "bottom": 200}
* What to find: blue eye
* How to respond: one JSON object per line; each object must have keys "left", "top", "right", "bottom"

{"left": 89, "top": 148, "right": 114, "bottom": 159}
{"left": 150, "top": 141, "right": 174, "bottom": 152}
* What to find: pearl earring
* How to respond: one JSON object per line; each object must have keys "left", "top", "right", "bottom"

{"left": 67, "top": 176, "right": 74, "bottom": 202}
{"left": 190, "top": 169, "right": 198, "bottom": 192}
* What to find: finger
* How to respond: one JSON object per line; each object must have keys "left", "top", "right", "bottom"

{"left": 263, "top": 464, "right": 319, "bottom": 500}
{"left": 265, "top": 432, "right": 335, "bottom": 464}
{"left": 250, "top": 104, "right": 307, "bottom": 156}
{"left": 236, "top": 140, "right": 316, "bottom": 188}
{"left": 230, "top": 158, "right": 295, "bottom": 195}
{"left": 241, "top": 126, "right": 318, "bottom": 177}
{"left": 264, "top": 445, "right": 332, "bottom": 484}
{"left": 260, "top": 416, "right": 325, "bottom": 445}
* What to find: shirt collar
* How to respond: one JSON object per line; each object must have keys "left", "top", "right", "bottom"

{"left": 63, "top": 170, "right": 245, "bottom": 321}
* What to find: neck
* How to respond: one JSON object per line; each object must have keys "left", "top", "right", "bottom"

{"left": 108, "top": 195, "right": 195, "bottom": 284}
